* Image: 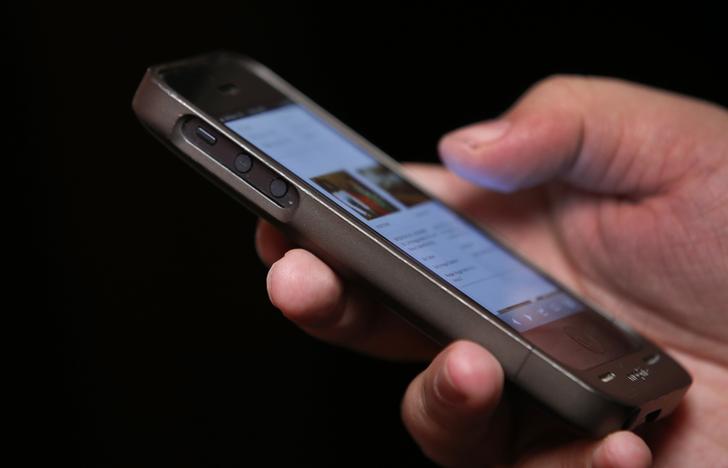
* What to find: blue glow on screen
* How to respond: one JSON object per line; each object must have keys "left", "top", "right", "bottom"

{"left": 226, "top": 103, "right": 580, "bottom": 331}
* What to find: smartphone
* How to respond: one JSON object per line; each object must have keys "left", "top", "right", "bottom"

{"left": 132, "top": 52, "right": 690, "bottom": 436}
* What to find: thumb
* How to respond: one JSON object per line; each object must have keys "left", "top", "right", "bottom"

{"left": 438, "top": 75, "right": 727, "bottom": 195}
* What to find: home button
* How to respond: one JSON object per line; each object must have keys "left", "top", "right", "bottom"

{"left": 563, "top": 325, "right": 606, "bottom": 353}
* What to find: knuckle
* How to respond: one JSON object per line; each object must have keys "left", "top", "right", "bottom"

{"left": 529, "top": 74, "right": 593, "bottom": 106}
{"left": 403, "top": 414, "right": 459, "bottom": 466}
{"left": 401, "top": 374, "right": 495, "bottom": 467}
{"left": 536, "top": 73, "right": 584, "bottom": 91}
{"left": 401, "top": 383, "right": 463, "bottom": 467}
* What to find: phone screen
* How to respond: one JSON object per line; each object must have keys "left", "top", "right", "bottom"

{"left": 223, "top": 102, "right": 581, "bottom": 333}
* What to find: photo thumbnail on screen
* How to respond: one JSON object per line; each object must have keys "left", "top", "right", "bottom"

{"left": 358, "top": 164, "right": 430, "bottom": 207}
{"left": 312, "top": 170, "right": 398, "bottom": 220}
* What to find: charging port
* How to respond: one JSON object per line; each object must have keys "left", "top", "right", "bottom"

{"left": 645, "top": 409, "right": 662, "bottom": 423}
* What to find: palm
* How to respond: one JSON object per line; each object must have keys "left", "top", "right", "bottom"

{"left": 405, "top": 163, "right": 728, "bottom": 467}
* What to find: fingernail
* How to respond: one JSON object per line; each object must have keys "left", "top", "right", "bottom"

{"left": 434, "top": 355, "right": 468, "bottom": 405}
{"left": 447, "top": 120, "right": 511, "bottom": 151}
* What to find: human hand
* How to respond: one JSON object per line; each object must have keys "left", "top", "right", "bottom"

{"left": 256, "top": 76, "right": 728, "bottom": 467}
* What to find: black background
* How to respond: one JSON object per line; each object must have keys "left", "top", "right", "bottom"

{"left": 20, "top": 3, "right": 726, "bottom": 466}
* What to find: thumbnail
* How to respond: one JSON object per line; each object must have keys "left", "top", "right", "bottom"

{"left": 358, "top": 164, "right": 430, "bottom": 207}
{"left": 313, "top": 170, "right": 399, "bottom": 220}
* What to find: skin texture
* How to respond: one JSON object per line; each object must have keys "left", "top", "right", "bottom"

{"left": 255, "top": 76, "right": 728, "bottom": 467}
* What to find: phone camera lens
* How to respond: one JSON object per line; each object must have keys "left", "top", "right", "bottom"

{"left": 234, "top": 153, "right": 253, "bottom": 173}
{"left": 269, "top": 178, "right": 288, "bottom": 197}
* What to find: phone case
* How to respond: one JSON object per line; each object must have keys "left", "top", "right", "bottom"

{"left": 132, "top": 52, "right": 691, "bottom": 436}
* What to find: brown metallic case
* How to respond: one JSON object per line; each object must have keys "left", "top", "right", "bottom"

{"left": 132, "top": 52, "right": 691, "bottom": 436}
